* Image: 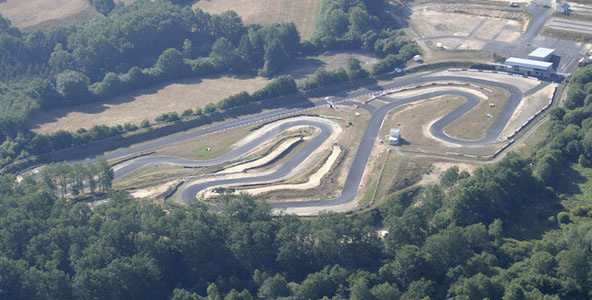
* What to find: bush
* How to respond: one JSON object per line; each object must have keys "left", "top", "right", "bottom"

{"left": 299, "top": 68, "right": 349, "bottom": 91}
{"left": 217, "top": 91, "right": 252, "bottom": 109}
{"left": 167, "top": 112, "right": 180, "bottom": 121}
{"left": 557, "top": 212, "right": 571, "bottom": 225}
{"left": 204, "top": 103, "right": 216, "bottom": 114}
{"left": 251, "top": 75, "right": 298, "bottom": 101}
{"left": 570, "top": 205, "right": 592, "bottom": 217}
{"left": 123, "top": 122, "right": 138, "bottom": 132}
{"left": 140, "top": 119, "right": 150, "bottom": 128}
{"left": 155, "top": 113, "right": 169, "bottom": 123}
{"left": 182, "top": 109, "right": 193, "bottom": 117}
{"left": 194, "top": 107, "right": 202, "bottom": 116}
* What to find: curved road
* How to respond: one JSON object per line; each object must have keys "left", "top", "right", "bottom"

{"left": 110, "top": 73, "right": 530, "bottom": 208}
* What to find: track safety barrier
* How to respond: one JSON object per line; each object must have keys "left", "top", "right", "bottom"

{"left": 447, "top": 68, "right": 542, "bottom": 83}
{"left": 361, "top": 80, "right": 495, "bottom": 105}
{"left": 506, "top": 86, "right": 557, "bottom": 140}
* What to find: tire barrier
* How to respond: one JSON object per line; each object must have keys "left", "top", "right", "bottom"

{"left": 506, "top": 86, "right": 557, "bottom": 140}
{"left": 448, "top": 68, "right": 541, "bottom": 83}
{"left": 445, "top": 138, "right": 515, "bottom": 160}
{"left": 359, "top": 80, "right": 494, "bottom": 105}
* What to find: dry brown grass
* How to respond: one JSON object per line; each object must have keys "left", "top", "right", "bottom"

{"left": 29, "top": 50, "right": 379, "bottom": 134}
{"left": 193, "top": 0, "right": 321, "bottom": 40}
{"left": 444, "top": 86, "right": 509, "bottom": 140}
{"left": 28, "top": 76, "right": 270, "bottom": 133}
{"left": 0, "top": 0, "right": 98, "bottom": 29}
{"left": 380, "top": 95, "right": 466, "bottom": 146}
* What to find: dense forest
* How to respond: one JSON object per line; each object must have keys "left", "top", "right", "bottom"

{"left": 0, "top": 0, "right": 419, "bottom": 168}
{"left": 4, "top": 1, "right": 592, "bottom": 299}
{"left": 1, "top": 65, "right": 592, "bottom": 299}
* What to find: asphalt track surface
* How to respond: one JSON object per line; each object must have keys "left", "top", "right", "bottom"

{"left": 110, "top": 73, "right": 528, "bottom": 208}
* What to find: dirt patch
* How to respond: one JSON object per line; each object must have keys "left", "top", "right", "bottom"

{"left": 210, "top": 145, "right": 342, "bottom": 198}
{"left": 411, "top": 10, "right": 480, "bottom": 37}
{"left": 29, "top": 76, "right": 270, "bottom": 133}
{"left": 410, "top": 4, "right": 525, "bottom": 50}
{"left": 222, "top": 137, "right": 303, "bottom": 173}
{"left": 0, "top": 0, "right": 95, "bottom": 29}
{"left": 500, "top": 83, "right": 557, "bottom": 140}
{"left": 193, "top": 0, "right": 321, "bottom": 40}
{"left": 418, "top": 162, "right": 476, "bottom": 186}
{"left": 130, "top": 179, "right": 181, "bottom": 200}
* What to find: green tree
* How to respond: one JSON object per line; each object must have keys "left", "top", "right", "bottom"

{"left": 171, "top": 288, "right": 201, "bottom": 300}
{"left": 350, "top": 278, "right": 375, "bottom": 300}
{"left": 345, "top": 56, "right": 369, "bottom": 80}
{"left": 55, "top": 70, "right": 91, "bottom": 104}
{"left": 96, "top": 156, "right": 113, "bottom": 192}
{"left": 259, "top": 39, "right": 289, "bottom": 78}
{"left": 155, "top": 48, "right": 187, "bottom": 78}
{"left": 258, "top": 274, "right": 291, "bottom": 299}
{"left": 370, "top": 282, "right": 400, "bottom": 300}
{"left": 70, "top": 162, "right": 86, "bottom": 195}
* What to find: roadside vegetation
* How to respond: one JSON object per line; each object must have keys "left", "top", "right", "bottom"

{"left": 1, "top": 65, "right": 592, "bottom": 300}
{"left": 0, "top": 0, "right": 418, "bottom": 169}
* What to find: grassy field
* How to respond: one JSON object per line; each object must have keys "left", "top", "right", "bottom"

{"left": 540, "top": 26, "right": 592, "bottom": 43}
{"left": 512, "top": 118, "right": 549, "bottom": 159}
{"left": 380, "top": 94, "right": 466, "bottom": 146}
{"left": 158, "top": 123, "right": 257, "bottom": 160}
{"left": 0, "top": 0, "right": 99, "bottom": 30}
{"left": 444, "top": 86, "right": 509, "bottom": 140}
{"left": 193, "top": 0, "right": 321, "bottom": 40}
{"left": 28, "top": 76, "right": 270, "bottom": 133}
{"left": 29, "top": 50, "right": 378, "bottom": 134}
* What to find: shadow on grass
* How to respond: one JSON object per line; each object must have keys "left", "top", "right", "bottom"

{"left": 503, "top": 167, "right": 587, "bottom": 240}
{"left": 504, "top": 191, "right": 563, "bottom": 240}
{"left": 554, "top": 164, "right": 586, "bottom": 197}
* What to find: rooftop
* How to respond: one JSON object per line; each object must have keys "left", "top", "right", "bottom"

{"left": 390, "top": 128, "right": 400, "bottom": 137}
{"left": 505, "top": 57, "right": 553, "bottom": 70}
{"left": 528, "top": 47, "right": 555, "bottom": 59}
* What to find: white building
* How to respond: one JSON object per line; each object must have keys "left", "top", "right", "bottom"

{"left": 389, "top": 128, "right": 401, "bottom": 145}
{"left": 504, "top": 57, "right": 553, "bottom": 78}
{"left": 528, "top": 47, "right": 555, "bottom": 61}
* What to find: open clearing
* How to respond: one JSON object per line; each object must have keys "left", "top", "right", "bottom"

{"left": 28, "top": 76, "right": 270, "bottom": 133}
{"left": 381, "top": 95, "right": 466, "bottom": 147}
{"left": 546, "top": 17, "right": 592, "bottom": 35}
{"left": 193, "top": 0, "right": 321, "bottom": 40}
{"left": 0, "top": 0, "right": 98, "bottom": 30}
{"left": 500, "top": 83, "right": 557, "bottom": 140}
{"left": 444, "top": 86, "right": 509, "bottom": 140}
{"left": 410, "top": 4, "right": 525, "bottom": 51}
{"left": 30, "top": 50, "right": 376, "bottom": 134}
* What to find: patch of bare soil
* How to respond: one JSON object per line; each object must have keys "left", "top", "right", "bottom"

{"left": 0, "top": 0, "right": 94, "bottom": 29}
{"left": 29, "top": 76, "right": 270, "bottom": 133}
{"left": 193, "top": 0, "right": 321, "bottom": 40}
{"left": 418, "top": 162, "right": 476, "bottom": 186}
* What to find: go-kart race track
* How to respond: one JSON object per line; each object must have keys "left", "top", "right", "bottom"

{"left": 109, "top": 72, "right": 551, "bottom": 210}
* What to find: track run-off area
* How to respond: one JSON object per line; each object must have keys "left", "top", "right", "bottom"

{"left": 108, "top": 71, "right": 554, "bottom": 211}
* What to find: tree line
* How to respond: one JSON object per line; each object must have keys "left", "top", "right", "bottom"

{"left": 2, "top": 148, "right": 592, "bottom": 299}
{"left": 37, "top": 156, "right": 114, "bottom": 197}
{"left": 2, "top": 66, "right": 592, "bottom": 299}
{"left": 0, "top": 0, "right": 419, "bottom": 169}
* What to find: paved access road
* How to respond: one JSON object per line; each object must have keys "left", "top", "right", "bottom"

{"left": 108, "top": 73, "right": 531, "bottom": 209}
